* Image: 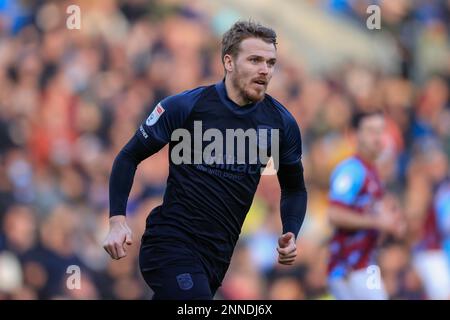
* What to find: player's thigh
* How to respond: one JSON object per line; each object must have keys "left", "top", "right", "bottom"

{"left": 142, "top": 265, "right": 213, "bottom": 300}
{"left": 348, "top": 268, "right": 387, "bottom": 300}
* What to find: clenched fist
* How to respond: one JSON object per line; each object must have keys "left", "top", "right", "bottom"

{"left": 103, "top": 215, "right": 133, "bottom": 260}
{"left": 277, "top": 232, "right": 297, "bottom": 265}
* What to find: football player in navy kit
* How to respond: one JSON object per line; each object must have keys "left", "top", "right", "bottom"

{"left": 103, "top": 20, "right": 307, "bottom": 300}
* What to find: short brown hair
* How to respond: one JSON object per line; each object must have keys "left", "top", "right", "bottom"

{"left": 352, "top": 110, "right": 384, "bottom": 129}
{"left": 221, "top": 20, "right": 277, "bottom": 65}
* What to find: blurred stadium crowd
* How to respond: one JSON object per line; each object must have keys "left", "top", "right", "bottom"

{"left": 0, "top": 0, "right": 449, "bottom": 299}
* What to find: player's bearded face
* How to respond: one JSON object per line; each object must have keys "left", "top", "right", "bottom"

{"left": 231, "top": 38, "right": 276, "bottom": 103}
{"left": 232, "top": 63, "right": 267, "bottom": 103}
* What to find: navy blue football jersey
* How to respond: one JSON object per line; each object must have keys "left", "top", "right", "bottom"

{"left": 137, "top": 81, "right": 303, "bottom": 286}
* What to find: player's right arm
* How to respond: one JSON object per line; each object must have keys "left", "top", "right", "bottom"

{"left": 328, "top": 202, "right": 404, "bottom": 236}
{"left": 328, "top": 204, "right": 384, "bottom": 230}
{"left": 104, "top": 132, "right": 156, "bottom": 260}
{"left": 104, "top": 87, "right": 204, "bottom": 260}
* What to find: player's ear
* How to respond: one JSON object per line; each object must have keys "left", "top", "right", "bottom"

{"left": 223, "top": 54, "right": 233, "bottom": 73}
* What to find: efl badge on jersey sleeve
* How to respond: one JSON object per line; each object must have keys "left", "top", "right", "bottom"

{"left": 146, "top": 103, "right": 165, "bottom": 126}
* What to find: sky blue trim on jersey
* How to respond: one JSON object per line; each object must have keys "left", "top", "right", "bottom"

{"left": 329, "top": 157, "right": 367, "bottom": 206}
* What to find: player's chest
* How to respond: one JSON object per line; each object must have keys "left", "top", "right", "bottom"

{"left": 356, "top": 172, "right": 383, "bottom": 206}
{"left": 185, "top": 103, "right": 280, "bottom": 132}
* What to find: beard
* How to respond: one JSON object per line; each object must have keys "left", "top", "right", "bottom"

{"left": 231, "top": 68, "right": 266, "bottom": 104}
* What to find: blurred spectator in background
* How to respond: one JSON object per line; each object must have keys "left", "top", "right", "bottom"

{"left": 378, "top": 241, "right": 426, "bottom": 300}
{"left": 0, "top": 0, "right": 449, "bottom": 299}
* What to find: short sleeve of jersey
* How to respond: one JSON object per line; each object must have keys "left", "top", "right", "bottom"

{"left": 329, "top": 159, "right": 366, "bottom": 206}
{"left": 137, "top": 87, "right": 205, "bottom": 147}
{"left": 435, "top": 183, "right": 450, "bottom": 235}
{"left": 279, "top": 112, "right": 303, "bottom": 165}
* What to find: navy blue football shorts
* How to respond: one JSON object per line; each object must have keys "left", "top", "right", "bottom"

{"left": 139, "top": 238, "right": 218, "bottom": 300}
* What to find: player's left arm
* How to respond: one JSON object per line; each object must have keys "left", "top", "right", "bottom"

{"left": 275, "top": 112, "right": 307, "bottom": 266}
{"left": 276, "top": 161, "right": 307, "bottom": 265}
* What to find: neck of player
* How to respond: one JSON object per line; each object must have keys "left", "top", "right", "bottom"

{"left": 357, "top": 147, "right": 376, "bottom": 166}
{"left": 224, "top": 75, "right": 250, "bottom": 106}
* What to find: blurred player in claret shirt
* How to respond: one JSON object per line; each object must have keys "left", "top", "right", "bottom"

{"left": 103, "top": 20, "right": 308, "bottom": 300}
{"left": 327, "top": 111, "right": 405, "bottom": 300}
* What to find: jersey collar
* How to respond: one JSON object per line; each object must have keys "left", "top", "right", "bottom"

{"left": 215, "top": 80, "right": 263, "bottom": 115}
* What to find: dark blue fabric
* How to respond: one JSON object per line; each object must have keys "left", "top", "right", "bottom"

{"left": 109, "top": 133, "right": 163, "bottom": 215}
{"left": 110, "top": 81, "right": 307, "bottom": 290}
{"left": 278, "top": 161, "right": 307, "bottom": 238}
{"left": 139, "top": 235, "right": 217, "bottom": 300}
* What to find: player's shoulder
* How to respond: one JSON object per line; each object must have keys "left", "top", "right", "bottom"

{"left": 162, "top": 85, "right": 210, "bottom": 108}
{"left": 264, "top": 94, "right": 298, "bottom": 126}
{"left": 333, "top": 156, "right": 367, "bottom": 179}
{"left": 330, "top": 157, "right": 367, "bottom": 195}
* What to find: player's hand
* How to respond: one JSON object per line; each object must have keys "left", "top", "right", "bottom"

{"left": 376, "top": 195, "right": 406, "bottom": 238}
{"left": 277, "top": 232, "right": 297, "bottom": 265}
{"left": 376, "top": 210, "right": 400, "bottom": 236}
{"left": 103, "top": 215, "right": 133, "bottom": 260}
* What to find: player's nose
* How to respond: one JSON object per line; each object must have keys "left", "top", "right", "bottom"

{"left": 259, "top": 63, "right": 269, "bottom": 75}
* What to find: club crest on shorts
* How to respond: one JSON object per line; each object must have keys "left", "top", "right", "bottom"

{"left": 176, "top": 273, "right": 193, "bottom": 291}
{"left": 146, "top": 103, "right": 165, "bottom": 126}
